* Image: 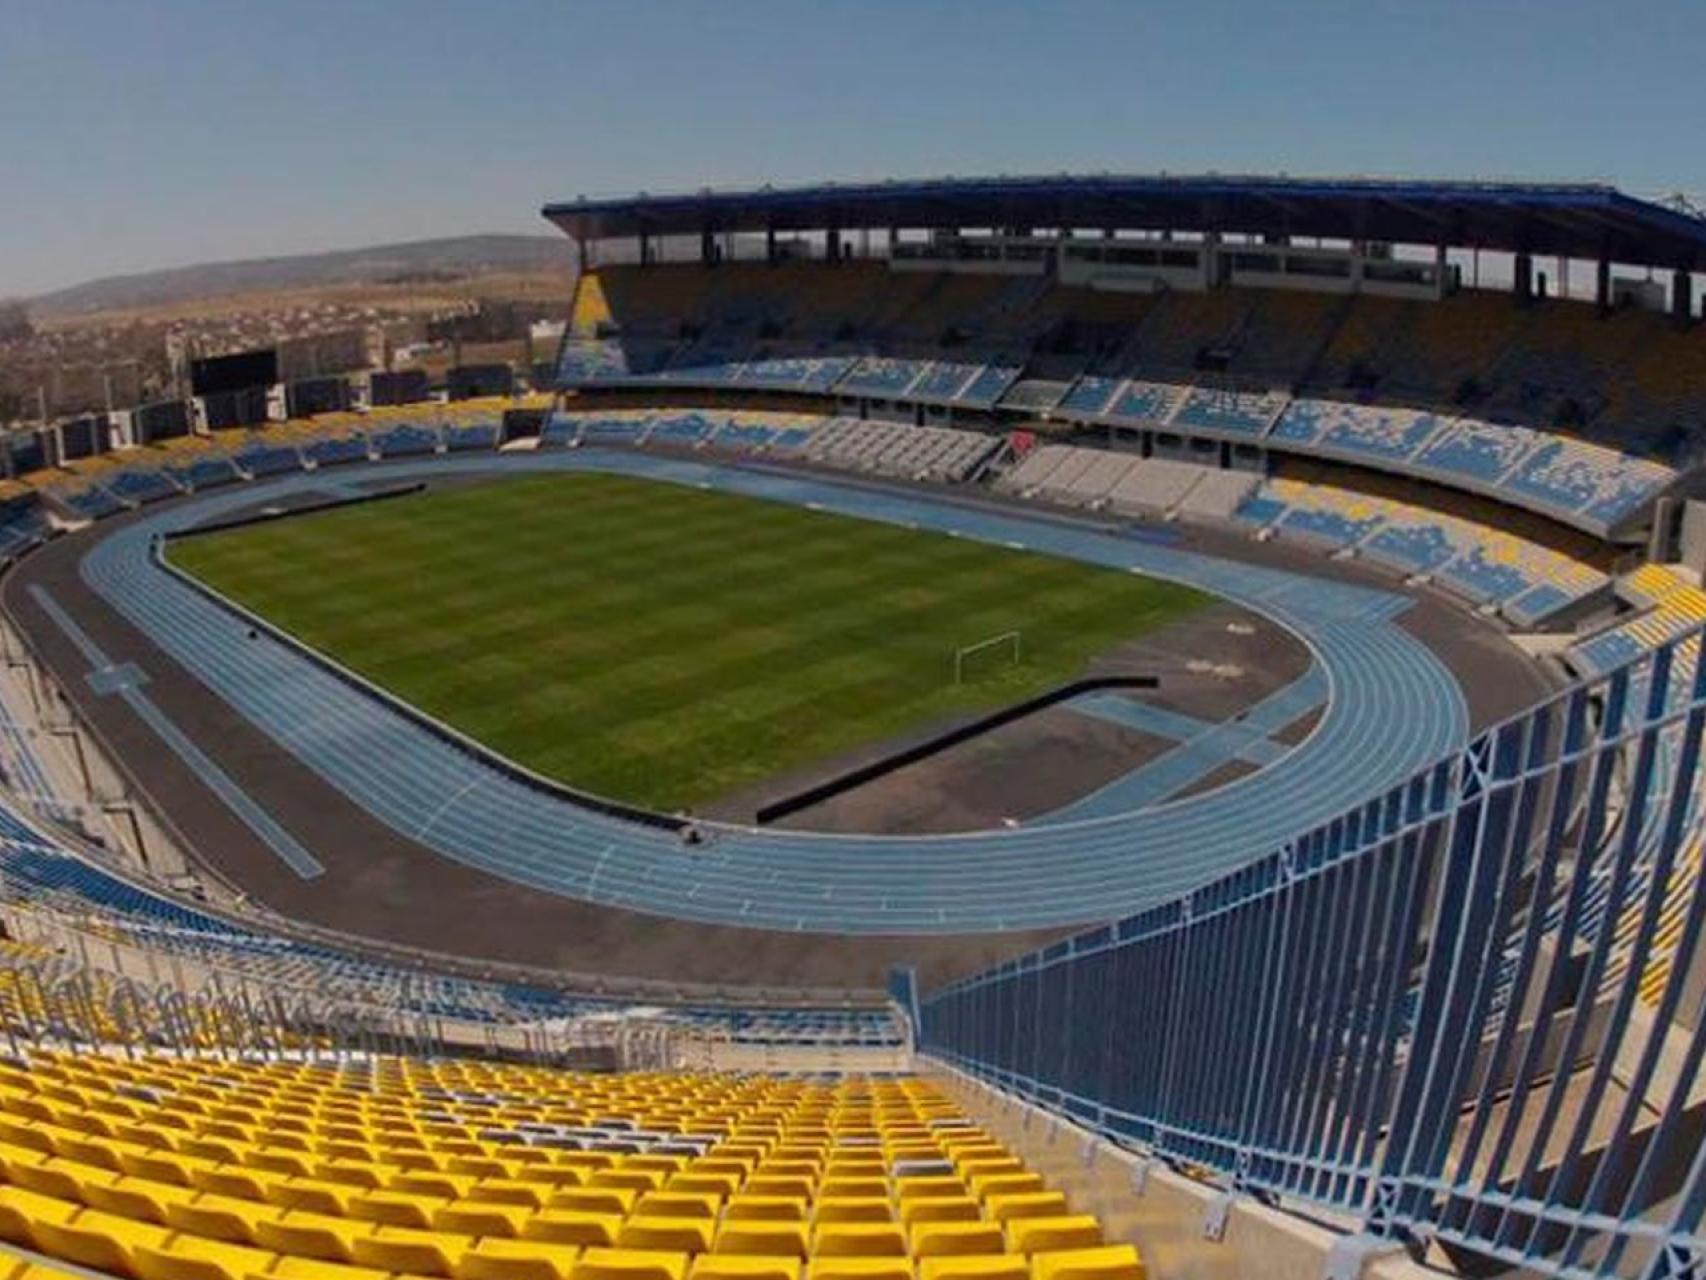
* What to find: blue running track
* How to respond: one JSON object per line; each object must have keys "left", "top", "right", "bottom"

{"left": 75, "top": 451, "right": 1469, "bottom": 934}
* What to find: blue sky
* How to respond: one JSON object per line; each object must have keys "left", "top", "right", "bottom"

{"left": 2, "top": 0, "right": 1702, "bottom": 297}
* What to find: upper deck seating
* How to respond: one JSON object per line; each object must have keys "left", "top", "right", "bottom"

{"left": 910, "top": 361, "right": 982, "bottom": 402}
{"left": 957, "top": 359, "right": 1025, "bottom": 407}
{"left": 838, "top": 357, "right": 931, "bottom": 399}
{"left": 1269, "top": 400, "right": 1450, "bottom": 462}
{"left": 999, "top": 379, "right": 1073, "bottom": 412}
{"left": 658, "top": 340, "right": 750, "bottom": 384}
{"left": 1502, "top": 436, "right": 1676, "bottom": 527}
{"left": 1169, "top": 385, "right": 1285, "bottom": 436}
{"left": 558, "top": 338, "right": 644, "bottom": 384}
{"left": 1056, "top": 376, "right": 1124, "bottom": 417}
{"left": 735, "top": 351, "right": 855, "bottom": 392}
{"left": 1105, "top": 380, "right": 1184, "bottom": 425}
{"left": 1414, "top": 418, "right": 1540, "bottom": 486}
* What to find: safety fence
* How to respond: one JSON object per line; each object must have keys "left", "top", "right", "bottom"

{"left": 921, "top": 630, "right": 1706, "bottom": 1280}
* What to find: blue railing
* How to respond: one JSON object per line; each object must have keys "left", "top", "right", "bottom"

{"left": 921, "top": 631, "right": 1706, "bottom": 1280}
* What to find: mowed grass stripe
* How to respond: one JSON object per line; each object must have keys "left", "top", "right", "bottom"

{"left": 169, "top": 473, "right": 1210, "bottom": 811}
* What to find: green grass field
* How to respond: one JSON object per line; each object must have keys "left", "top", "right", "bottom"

{"left": 169, "top": 473, "right": 1210, "bottom": 811}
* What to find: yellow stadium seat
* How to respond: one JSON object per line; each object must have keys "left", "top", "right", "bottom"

{"left": 189, "top": 1165, "right": 281, "bottom": 1200}
{"left": 254, "top": 1208, "right": 373, "bottom": 1263}
{"left": 894, "top": 1179, "right": 963, "bottom": 1201}
{"left": 713, "top": 1222, "right": 810, "bottom": 1258}
{"left": 724, "top": 1197, "right": 808, "bottom": 1222}
{"left": 166, "top": 1193, "right": 281, "bottom": 1244}
{"left": 950, "top": 1158, "right": 1019, "bottom": 1176}
{"left": 81, "top": 1174, "right": 197, "bottom": 1224}
{"left": 668, "top": 1173, "right": 741, "bottom": 1198}
{"left": 550, "top": 1187, "right": 638, "bottom": 1216}
{"left": 744, "top": 1178, "right": 814, "bottom": 1201}
{"left": 436, "top": 1199, "right": 533, "bottom": 1237}
{"left": 244, "top": 1149, "right": 316, "bottom": 1179}
{"left": 268, "top": 1177, "right": 359, "bottom": 1216}
{"left": 456, "top": 1238, "right": 583, "bottom": 1280}
{"left": 524, "top": 1209, "right": 624, "bottom": 1247}
{"left": 636, "top": 1191, "right": 721, "bottom": 1219}
{"left": 350, "top": 1223, "right": 470, "bottom": 1276}
{"left": 119, "top": 1149, "right": 204, "bottom": 1187}
{"left": 574, "top": 1247, "right": 690, "bottom": 1280}
{"left": 48, "top": 1134, "right": 122, "bottom": 1172}
{"left": 263, "top": 1257, "right": 392, "bottom": 1280}
{"left": 688, "top": 1255, "right": 802, "bottom": 1280}
{"left": 804, "top": 1259, "right": 912, "bottom": 1280}
{"left": 983, "top": 1195, "right": 1069, "bottom": 1223}
{"left": 970, "top": 1176, "right": 1043, "bottom": 1201}
{"left": 393, "top": 1171, "right": 479, "bottom": 1199}
{"left": 818, "top": 1179, "right": 888, "bottom": 1201}
{"left": 133, "top": 1234, "right": 279, "bottom": 1280}
{"left": 812, "top": 1225, "right": 908, "bottom": 1258}
{"left": 1003, "top": 1218, "right": 1102, "bottom": 1255}
{"left": 0, "top": 1185, "right": 83, "bottom": 1248}
{"left": 899, "top": 1200, "right": 981, "bottom": 1226}
{"left": 1030, "top": 1246, "right": 1144, "bottom": 1280}
{"left": 620, "top": 1216, "right": 716, "bottom": 1253}
{"left": 5, "top": 1157, "right": 106, "bottom": 1206}
{"left": 592, "top": 1170, "right": 665, "bottom": 1193}
{"left": 349, "top": 1188, "right": 445, "bottom": 1227}
{"left": 814, "top": 1198, "right": 894, "bottom": 1224}
{"left": 315, "top": 1161, "right": 385, "bottom": 1191}
{"left": 918, "top": 1256, "right": 1028, "bottom": 1280}
{"left": 31, "top": 1205, "right": 171, "bottom": 1274}
{"left": 910, "top": 1223, "right": 1006, "bottom": 1258}
{"left": 471, "top": 1179, "right": 549, "bottom": 1208}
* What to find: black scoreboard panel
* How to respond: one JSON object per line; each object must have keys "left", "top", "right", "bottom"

{"left": 447, "top": 364, "right": 514, "bottom": 401}
{"left": 6, "top": 432, "right": 46, "bottom": 475}
{"left": 202, "top": 387, "right": 270, "bottom": 429}
{"left": 502, "top": 407, "right": 546, "bottom": 441}
{"left": 190, "top": 349, "right": 278, "bottom": 397}
{"left": 58, "top": 416, "right": 107, "bottom": 461}
{"left": 369, "top": 369, "right": 431, "bottom": 407}
{"left": 136, "top": 400, "right": 191, "bottom": 443}
{"left": 285, "top": 377, "right": 352, "bottom": 418}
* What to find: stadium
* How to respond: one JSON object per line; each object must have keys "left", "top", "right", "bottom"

{"left": 0, "top": 171, "right": 1702, "bottom": 1280}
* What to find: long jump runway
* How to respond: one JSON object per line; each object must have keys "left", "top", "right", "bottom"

{"left": 68, "top": 450, "right": 1468, "bottom": 933}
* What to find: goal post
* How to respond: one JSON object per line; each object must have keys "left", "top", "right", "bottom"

{"left": 953, "top": 630, "right": 1022, "bottom": 684}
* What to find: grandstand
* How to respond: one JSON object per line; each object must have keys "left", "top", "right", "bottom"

{"left": 0, "top": 172, "right": 1704, "bottom": 1280}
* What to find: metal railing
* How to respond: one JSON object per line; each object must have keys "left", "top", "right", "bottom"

{"left": 920, "top": 629, "right": 1706, "bottom": 1280}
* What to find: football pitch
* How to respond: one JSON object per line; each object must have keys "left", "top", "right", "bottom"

{"left": 169, "top": 472, "right": 1210, "bottom": 811}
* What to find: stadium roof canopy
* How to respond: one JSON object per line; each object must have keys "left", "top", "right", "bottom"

{"left": 543, "top": 174, "right": 1706, "bottom": 268}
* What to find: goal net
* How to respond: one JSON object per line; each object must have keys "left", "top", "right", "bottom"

{"left": 953, "top": 630, "right": 1022, "bottom": 684}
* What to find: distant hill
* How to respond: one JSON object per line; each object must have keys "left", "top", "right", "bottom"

{"left": 31, "top": 234, "right": 575, "bottom": 315}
